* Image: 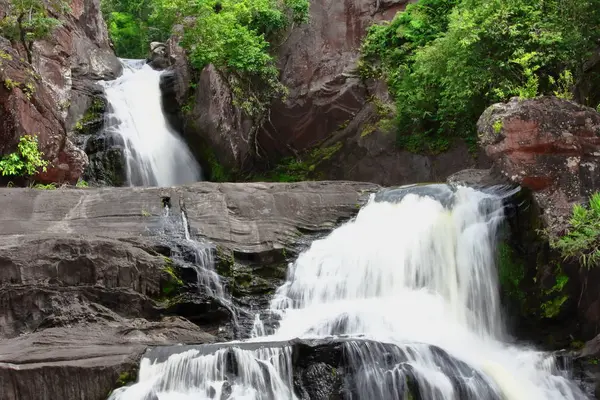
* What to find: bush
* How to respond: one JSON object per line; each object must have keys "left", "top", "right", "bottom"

{"left": 360, "top": 0, "right": 600, "bottom": 153}
{"left": 0, "top": 135, "right": 48, "bottom": 177}
{"left": 0, "top": 0, "right": 69, "bottom": 63}
{"left": 153, "top": 0, "right": 309, "bottom": 117}
{"left": 552, "top": 193, "right": 600, "bottom": 269}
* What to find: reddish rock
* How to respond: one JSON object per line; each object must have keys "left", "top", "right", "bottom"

{"left": 0, "top": 0, "right": 120, "bottom": 184}
{"left": 478, "top": 96, "right": 600, "bottom": 235}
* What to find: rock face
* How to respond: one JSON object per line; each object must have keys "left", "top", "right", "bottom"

{"left": 471, "top": 97, "right": 600, "bottom": 355}
{"left": 478, "top": 96, "right": 600, "bottom": 237}
{"left": 0, "top": 0, "right": 121, "bottom": 184}
{"left": 166, "top": 0, "right": 486, "bottom": 183}
{"left": 0, "top": 181, "right": 377, "bottom": 399}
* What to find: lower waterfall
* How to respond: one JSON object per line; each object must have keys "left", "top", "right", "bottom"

{"left": 109, "top": 185, "right": 587, "bottom": 400}
{"left": 100, "top": 59, "right": 201, "bottom": 187}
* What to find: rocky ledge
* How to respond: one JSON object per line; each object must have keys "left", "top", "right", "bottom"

{"left": 0, "top": 181, "right": 377, "bottom": 400}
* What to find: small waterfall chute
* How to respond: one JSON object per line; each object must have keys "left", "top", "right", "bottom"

{"left": 100, "top": 59, "right": 201, "bottom": 187}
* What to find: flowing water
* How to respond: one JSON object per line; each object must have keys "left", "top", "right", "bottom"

{"left": 100, "top": 59, "right": 201, "bottom": 186}
{"left": 110, "top": 185, "right": 587, "bottom": 400}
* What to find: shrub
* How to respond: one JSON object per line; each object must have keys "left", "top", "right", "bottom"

{"left": 0, "top": 135, "right": 48, "bottom": 177}
{"left": 552, "top": 193, "right": 600, "bottom": 269}
{"left": 360, "top": 0, "right": 600, "bottom": 153}
{"left": 0, "top": 0, "right": 69, "bottom": 63}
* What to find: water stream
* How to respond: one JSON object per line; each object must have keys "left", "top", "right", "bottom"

{"left": 100, "top": 59, "right": 201, "bottom": 187}
{"left": 110, "top": 185, "right": 587, "bottom": 400}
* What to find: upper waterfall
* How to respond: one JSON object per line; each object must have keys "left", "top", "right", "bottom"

{"left": 109, "top": 185, "right": 586, "bottom": 400}
{"left": 100, "top": 59, "right": 201, "bottom": 187}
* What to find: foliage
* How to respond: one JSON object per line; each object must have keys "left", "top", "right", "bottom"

{"left": 251, "top": 142, "right": 342, "bottom": 182}
{"left": 360, "top": 0, "right": 600, "bottom": 153}
{"left": 0, "top": 0, "right": 69, "bottom": 63}
{"left": 76, "top": 179, "right": 89, "bottom": 188}
{"left": 32, "top": 182, "right": 56, "bottom": 190}
{"left": 161, "top": 256, "right": 183, "bottom": 295}
{"left": 549, "top": 70, "right": 575, "bottom": 100}
{"left": 551, "top": 193, "right": 600, "bottom": 269}
{"left": 0, "top": 135, "right": 48, "bottom": 177}
{"left": 102, "top": 0, "right": 308, "bottom": 120}
{"left": 538, "top": 263, "right": 570, "bottom": 319}
{"left": 497, "top": 241, "right": 525, "bottom": 303}
{"left": 158, "top": 0, "right": 308, "bottom": 117}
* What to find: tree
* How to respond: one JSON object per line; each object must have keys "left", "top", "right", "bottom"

{"left": 0, "top": 0, "right": 69, "bottom": 63}
{"left": 359, "top": 0, "right": 600, "bottom": 153}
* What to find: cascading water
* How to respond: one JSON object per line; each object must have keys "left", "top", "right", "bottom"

{"left": 100, "top": 59, "right": 201, "bottom": 187}
{"left": 110, "top": 185, "right": 587, "bottom": 400}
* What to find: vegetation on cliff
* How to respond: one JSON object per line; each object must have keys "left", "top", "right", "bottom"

{"left": 102, "top": 0, "right": 308, "bottom": 117}
{"left": 0, "top": 135, "right": 48, "bottom": 177}
{"left": 552, "top": 193, "right": 600, "bottom": 269}
{"left": 360, "top": 0, "right": 600, "bottom": 153}
{"left": 0, "top": 0, "right": 69, "bottom": 63}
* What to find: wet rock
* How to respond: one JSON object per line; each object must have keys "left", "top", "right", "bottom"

{"left": 0, "top": 181, "right": 377, "bottom": 398}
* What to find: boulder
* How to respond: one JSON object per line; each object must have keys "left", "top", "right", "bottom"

{"left": 0, "top": 181, "right": 377, "bottom": 399}
{"left": 147, "top": 42, "right": 170, "bottom": 70}
{"left": 478, "top": 96, "right": 600, "bottom": 237}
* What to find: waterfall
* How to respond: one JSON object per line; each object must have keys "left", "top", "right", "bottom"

{"left": 100, "top": 59, "right": 201, "bottom": 187}
{"left": 110, "top": 185, "right": 586, "bottom": 400}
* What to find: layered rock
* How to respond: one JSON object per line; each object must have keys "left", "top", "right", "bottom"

{"left": 0, "top": 181, "right": 377, "bottom": 399}
{"left": 0, "top": 0, "right": 120, "bottom": 184}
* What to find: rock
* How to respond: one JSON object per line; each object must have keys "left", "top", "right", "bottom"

{"left": 0, "top": 181, "right": 377, "bottom": 398}
{"left": 478, "top": 96, "right": 600, "bottom": 237}
{"left": 138, "top": 338, "right": 501, "bottom": 400}
{"left": 0, "top": 0, "right": 121, "bottom": 185}
{"left": 255, "top": 0, "right": 409, "bottom": 160}
{"left": 0, "top": 319, "right": 213, "bottom": 400}
{"left": 0, "top": 41, "right": 88, "bottom": 184}
{"left": 147, "top": 42, "right": 170, "bottom": 70}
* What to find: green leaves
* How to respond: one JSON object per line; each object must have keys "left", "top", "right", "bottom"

{"left": 359, "top": 0, "right": 600, "bottom": 153}
{"left": 552, "top": 193, "right": 600, "bottom": 269}
{"left": 0, "top": 135, "right": 48, "bottom": 177}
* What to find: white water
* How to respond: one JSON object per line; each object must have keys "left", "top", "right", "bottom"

{"left": 110, "top": 186, "right": 586, "bottom": 400}
{"left": 101, "top": 59, "right": 201, "bottom": 186}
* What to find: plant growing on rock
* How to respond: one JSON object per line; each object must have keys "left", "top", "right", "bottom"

{"left": 552, "top": 193, "right": 600, "bottom": 269}
{"left": 0, "top": 0, "right": 70, "bottom": 63}
{"left": 0, "top": 135, "right": 48, "bottom": 177}
{"left": 360, "top": 0, "right": 600, "bottom": 153}
{"left": 152, "top": 0, "right": 309, "bottom": 116}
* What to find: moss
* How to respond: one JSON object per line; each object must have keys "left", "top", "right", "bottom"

{"left": 160, "top": 256, "right": 184, "bottom": 296}
{"left": 114, "top": 366, "right": 138, "bottom": 389}
{"left": 493, "top": 119, "right": 503, "bottom": 134}
{"left": 32, "top": 183, "right": 57, "bottom": 190}
{"left": 3, "top": 78, "right": 19, "bottom": 90}
{"left": 250, "top": 142, "right": 343, "bottom": 182}
{"left": 198, "top": 145, "right": 234, "bottom": 182}
{"left": 360, "top": 123, "right": 377, "bottom": 138}
{"left": 215, "top": 246, "right": 235, "bottom": 276}
{"left": 0, "top": 50, "right": 13, "bottom": 61}
{"left": 75, "top": 98, "right": 105, "bottom": 134}
{"left": 540, "top": 265, "right": 569, "bottom": 319}
{"left": 497, "top": 241, "right": 526, "bottom": 303}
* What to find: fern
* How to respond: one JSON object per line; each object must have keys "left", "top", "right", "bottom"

{"left": 552, "top": 193, "right": 600, "bottom": 269}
